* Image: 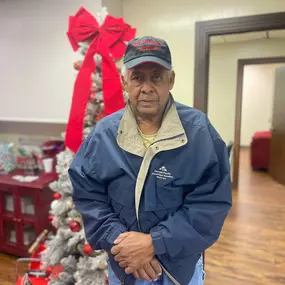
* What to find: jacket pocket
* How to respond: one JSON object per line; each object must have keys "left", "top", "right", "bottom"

{"left": 108, "top": 175, "right": 136, "bottom": 208}
{"left": 145, "top": 182, "right": 184, "bottom": 212}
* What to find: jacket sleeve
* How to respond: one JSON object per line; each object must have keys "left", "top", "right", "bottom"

{"left": 150, "top": 120, "right": 232, "bottom": 258}
{"left": 68, "top": 128, "right": 127, "bottom": 252}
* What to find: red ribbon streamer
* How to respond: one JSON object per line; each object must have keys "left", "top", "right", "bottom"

{"left": 65, "top": 7, "right": 136, "bottom": 153}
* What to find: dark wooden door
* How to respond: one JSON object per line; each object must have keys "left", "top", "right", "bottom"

{"left": 269, "top": 67, "right": 285, "bottom": 185}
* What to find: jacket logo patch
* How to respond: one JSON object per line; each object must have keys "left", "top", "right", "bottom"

{"left": 152, "top": 166, "right": 173, "bottom": 180}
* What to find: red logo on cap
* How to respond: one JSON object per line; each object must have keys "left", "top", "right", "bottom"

{"left": 137, "top": 46, "right": 159, "bottom": 51}
{"left": 133, "top": 39, "right": 163, "bottom": 47}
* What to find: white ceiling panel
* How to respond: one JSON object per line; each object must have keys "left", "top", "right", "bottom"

{"left": 211, "top": 30, "right": 285, "bottom": 45}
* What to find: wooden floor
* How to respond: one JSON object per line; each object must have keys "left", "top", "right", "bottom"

{"left": 1, "top": 149, "right": 284, "bottom": 285}
{"left": 204, "top": 148, "right": 285, "bottom": 285}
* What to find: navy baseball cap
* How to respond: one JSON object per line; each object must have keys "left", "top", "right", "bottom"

{"left": 123, "top": 36, "right": 172, "bottom": 70}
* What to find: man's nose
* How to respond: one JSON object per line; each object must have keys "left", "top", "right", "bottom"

{"left": 141, "top": 78, "right": 154, "bottom": 94}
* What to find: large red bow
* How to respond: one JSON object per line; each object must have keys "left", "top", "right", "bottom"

{"left": 65, "top": 7, "right": 136, "bottom": 153}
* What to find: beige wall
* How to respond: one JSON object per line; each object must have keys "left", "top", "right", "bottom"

{"left": 102, "top": 0, "right": 122, "bottom": 17}
{"left": 0, "top": 0, "right": 102, "bottom": 123}
{"left": 209, "top": 39, "right": 285, "bottom": 144}
{"left": 241, "top": 63, "right": 285, "bottom": 147}
{"left": 123, "top": 0, "right": 285, "bottom": 109}
{"left": 0, "top": 0, "right": 102, "bottom": 144}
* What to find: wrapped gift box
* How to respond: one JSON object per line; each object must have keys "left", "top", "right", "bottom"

{"left": 0, "top": 142, "right": 16, "bottom": 173}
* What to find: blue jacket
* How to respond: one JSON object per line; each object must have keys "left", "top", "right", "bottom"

{"left": 69, "top": 98, "right": 232, "bottom": 285}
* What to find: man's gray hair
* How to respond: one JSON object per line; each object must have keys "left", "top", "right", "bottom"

{"left": 121, "top": 64, "right": 173, "bottom": 81}
{"left": 121, "top": 64, "right": 128, "bottom": 79}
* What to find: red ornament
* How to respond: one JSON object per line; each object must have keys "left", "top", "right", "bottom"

{"left": 97, "top": 112, "right": 105, "bottom": 122}
{"left": 48, "top": 215, "right": 54, "bottom": 222}
{"left": 89, "top": 87, "right": 99, "bottom": 101}
{"left": 69, "top": 220, "right": 81, "bottom": 232}
{"left": 73, "top": 60, "right": 82, "bottom": 70}
{"left": 50, "top": 264, "right": 64, "bottom": 280}
{"left": 45, "top": 265, "right": 53, "bottom": 275}
{"left": 53, "top": 192, "right": 61, "bottom": 200}
{"left": 105, "top": 274, "right": 109, "bottom": 284}
{"left": 83, "top": 244, "right": 94, "bottom": 255}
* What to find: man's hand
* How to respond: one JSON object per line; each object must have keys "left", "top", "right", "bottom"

{"left": 133, "top": 258, "right": 162, "bottom": 281}
{"left": 110, "top": 232, "right": 155, "bottom": 274}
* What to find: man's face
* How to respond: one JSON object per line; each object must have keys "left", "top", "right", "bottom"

{"left": 123, "top": 63, "right": 175, "bottom": 119}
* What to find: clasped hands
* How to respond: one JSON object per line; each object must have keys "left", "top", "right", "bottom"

{"left": 110, "top": 232, "right": 162, "bottom": 281}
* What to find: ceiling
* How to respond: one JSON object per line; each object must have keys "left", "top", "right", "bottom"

{"left": 211, "top": 29, "right": 285, "bottom": 44}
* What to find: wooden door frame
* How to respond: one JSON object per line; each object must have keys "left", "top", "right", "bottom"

{"left": 234, "top": 57, "right": 285, "bottom": 188}
{"left": 193, "top": 11, "right": 285, "bottom": 188}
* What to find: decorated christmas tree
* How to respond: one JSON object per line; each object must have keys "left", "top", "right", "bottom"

{"left": 39, "top": 6, "right": 136, "bottom": 285}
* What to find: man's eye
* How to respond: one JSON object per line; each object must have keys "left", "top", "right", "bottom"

{"left": 153, "top": 75, "right": 162, "bottom": 81}
{"left": 132, "top": 76, "right": 140, "bottom": 80}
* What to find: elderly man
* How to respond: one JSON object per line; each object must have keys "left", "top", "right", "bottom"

{"left": 69, "top": 36, "right": 232, "bottom": 285}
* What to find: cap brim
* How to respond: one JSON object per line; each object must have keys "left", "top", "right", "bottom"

{"left": 125, "top": 56, "right": 171, "bottom": 70}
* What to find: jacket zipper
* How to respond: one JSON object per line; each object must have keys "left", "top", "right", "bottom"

{"left": 136, "top": 133, "right": 184, "bottom": 285}
{"left": 120, "top": 275, "right": 126, "bottom": 285}
{"left": 136, "top": 225, "right": 181, "bottom": 285}
{"left": 158, "top": 263, "right": 180, "bottom": 285}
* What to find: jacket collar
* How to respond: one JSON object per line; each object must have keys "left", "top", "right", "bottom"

{"left": 117, "top": 95, "right": 187, "bottom": 157}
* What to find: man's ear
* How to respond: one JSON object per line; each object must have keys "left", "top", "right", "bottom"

{"left": 169, "top": 71, "right": 175, "bottom": 90}
{"left": 121, "top": 75, "right": 128, "bottom": 92}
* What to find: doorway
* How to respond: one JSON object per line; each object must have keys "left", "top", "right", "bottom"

{"left": 234, "top": 58, "right": 285, "bottom": 186}
{"left": 208, "top": 29, "right": 285, "bottom": 187}
{"left": 193, "top": 11, "right": 285, "bottom": 188}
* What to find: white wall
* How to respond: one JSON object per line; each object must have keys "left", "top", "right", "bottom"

{"left": 241, "top": 63, "right": 285, "bottom": 147}
{"left": 208, "top": 39, "right": 285, "bottom": 144}
{"left": 122, "top": 0, "right": 285, "bottom": 110}
{"left": 0, "top": 0, "right": 102, "bottom": 123}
